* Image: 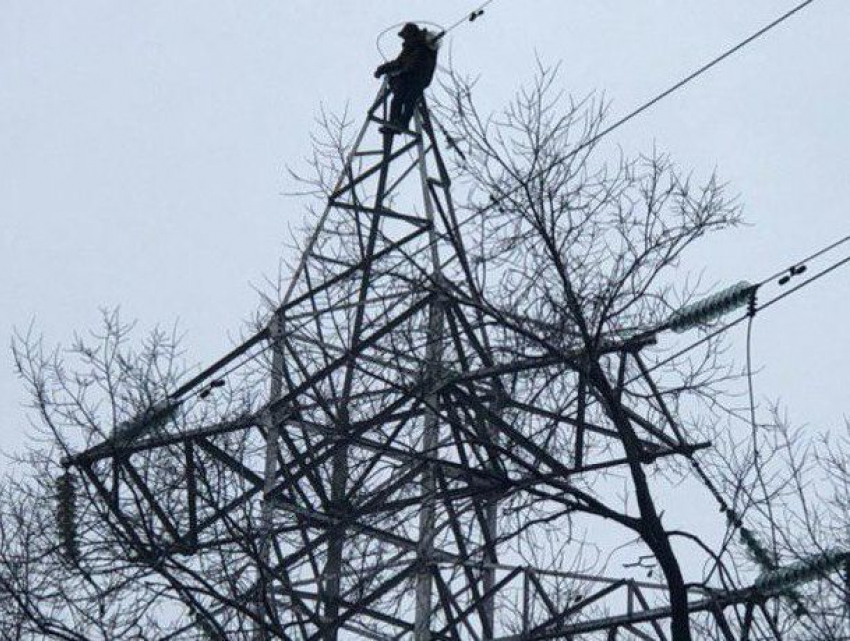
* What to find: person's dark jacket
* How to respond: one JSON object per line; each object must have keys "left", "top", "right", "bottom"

{"left": 374, "top": 35, "right": 437, "bottom": 91}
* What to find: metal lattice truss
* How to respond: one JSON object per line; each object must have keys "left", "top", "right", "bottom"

{"left": 65, "top": 87, "right": 785, "bottom": 640}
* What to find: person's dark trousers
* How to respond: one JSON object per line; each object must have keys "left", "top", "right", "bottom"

{"left": 389, "top": 82, "right": 423, "bottom": 130}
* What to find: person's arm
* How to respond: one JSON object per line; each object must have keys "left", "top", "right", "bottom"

{"left": 374, "top": 58, "right": 401, "bottom": 78}
{"left": 374, "top": 44, "right": 414, "bottom": 78}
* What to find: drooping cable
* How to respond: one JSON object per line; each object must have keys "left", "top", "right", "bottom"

{"left": 375, "top": 21, "right": 447, "bottom": 61}
{"left": 652, "top": 249, "right": 848, "bottom": 612}
{"left": 375, "top": 0, "right": 498, "bottom": 60}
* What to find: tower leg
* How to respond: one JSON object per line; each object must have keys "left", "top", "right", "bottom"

{"left": 413, "top": 108, "right": 445, "bottom": 641}
{"left": 322, "top": 97, "right": 396, "bottom": 641}
{"left": 253, "top": 313, "right": 285, "bottom": 640}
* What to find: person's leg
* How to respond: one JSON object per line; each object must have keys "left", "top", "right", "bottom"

{"left": 397, "top": 89, "right": 423, "bottom": 130}
{"left": 389, "top": 92, "right": 404, "bottom": 128}
{"left": 384, "top": 80, "right": 424, "bottom": 132}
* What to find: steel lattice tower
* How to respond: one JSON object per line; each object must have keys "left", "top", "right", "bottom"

{"left": 63, "top": 85, "right": 795, "bottom": 640}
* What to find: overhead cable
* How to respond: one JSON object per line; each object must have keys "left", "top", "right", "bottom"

{"left": 474, "top": 0, "right": 818, "bottom": 220}
{"left": 161, "top": 0, "right": 820, "bottom": 405}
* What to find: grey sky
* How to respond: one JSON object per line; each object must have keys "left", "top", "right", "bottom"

{"left": 2, "top": 0, "right": 848, "bottom": 474}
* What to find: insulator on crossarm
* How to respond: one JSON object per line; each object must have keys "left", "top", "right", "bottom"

{"left": 739, "top": 526, "right": 775, "bottom": 569}
{"left": 665, "top": 281, "right": 757, "bottom": 333}
{"left": 755, "top": 549, "right": 849, "bottom": 595}
{"left": 112, "top": 398, "right": 181, "bottom": 444}
{"left": 56, "top": 472, "right": 79, "bottom": 562}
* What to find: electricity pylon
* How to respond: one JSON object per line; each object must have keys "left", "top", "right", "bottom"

{"left": 63, "top": 84, "right": 805, "bottom": 640}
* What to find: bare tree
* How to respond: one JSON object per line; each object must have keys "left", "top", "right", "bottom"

{"left": 4, "top": 64, "right": 842, "bottom": 641}
{"left": 427, "top": 63, "right": 747, "bottom": 641}
{"left": 705, "top": 401, "right": 850, "bottom": 640}
{"left": 3, "top": 313, "right": 187, "bottom": 638}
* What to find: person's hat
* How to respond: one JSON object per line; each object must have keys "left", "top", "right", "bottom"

{"left": 398, "top": 23, "right": 420, "bottom": 39}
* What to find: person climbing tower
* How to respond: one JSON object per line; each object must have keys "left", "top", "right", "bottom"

{"left": 374, "top": 23, "right": 439, "bottom": 134}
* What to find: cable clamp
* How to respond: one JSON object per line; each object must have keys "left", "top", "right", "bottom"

{"left": 747, "top": 285, "right": 759, "bottom": 318}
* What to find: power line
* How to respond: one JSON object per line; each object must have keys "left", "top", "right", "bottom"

{"left": 599, "top": 229, "right": 848, "bottom": 390}
{"left": 634, "top": 238, "right": 850, "bottom": 607}
{"left": 673, "top": 246, "right": 850, "bottom": 615}
{"left": 642, "top": 244, "right": 850, "bottom": 381}
{"left": 758, "top": 234, "right": 850, "bottom": 287}
{"left": 437, "top": 0, "right": 498, "bottom": 41}
{"left": 759, "top": 252, "right": 850, "bottom": 314}
{"left": 472, "top": 0, "right": 818, "bottom": 219}
{"left": 169, "top": 0, "right": 820, "bottom": 404}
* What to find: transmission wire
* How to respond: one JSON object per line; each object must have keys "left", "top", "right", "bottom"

{"left": 758, "top": 234, "right": 850, "bottom": 286}
{"left": 438, "top": 0, "right": 498, "bottom": 40}
{"left": 651, "top": 249, "right": 850, "bottom": 579}
{"left": 471, "top": 0, "right": 818, "bottom": 220}
{"left": 636, "top": 249, "right": 850, "bottom": 382}
{"left": 167, "top": 0, "right": 820, "bottom": 403}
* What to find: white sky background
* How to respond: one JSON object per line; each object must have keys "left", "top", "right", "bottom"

{"left": 1, "top": 0, "right": 848, "bottom": 510}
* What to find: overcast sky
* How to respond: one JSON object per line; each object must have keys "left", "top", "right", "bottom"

{"left": 2, "top": 0, "right": 848, "bottom": 479}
